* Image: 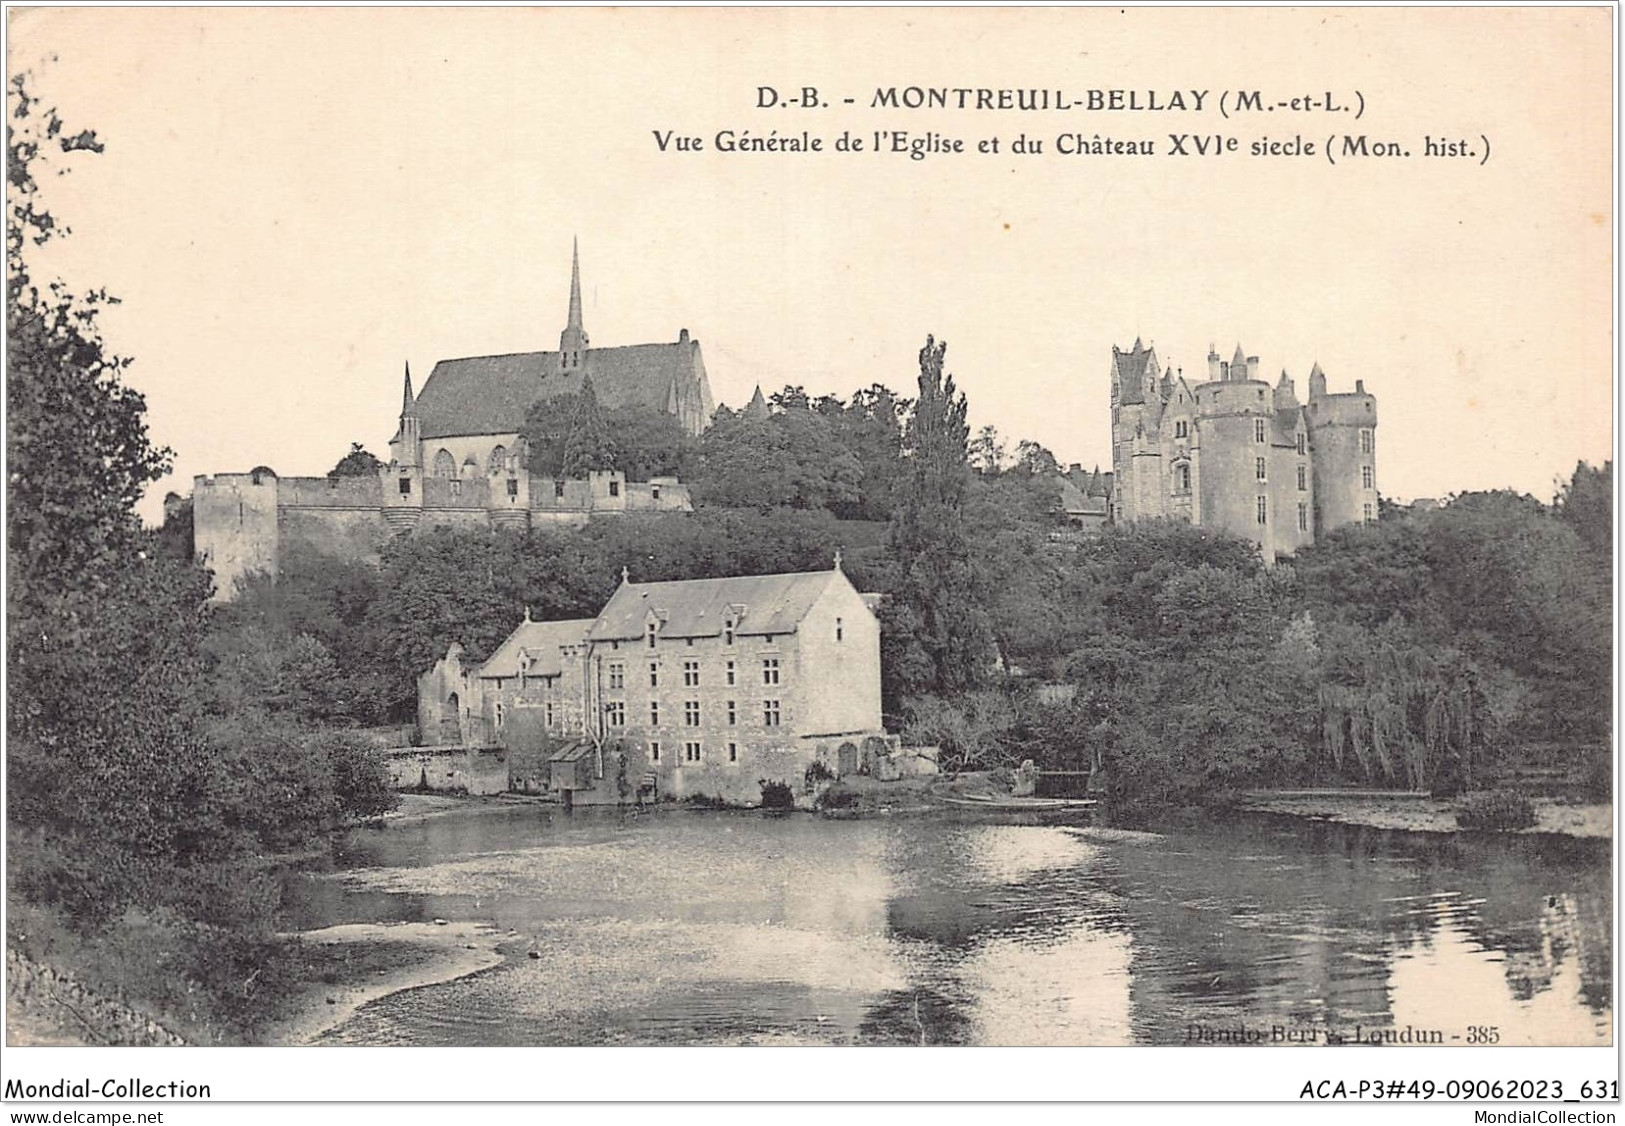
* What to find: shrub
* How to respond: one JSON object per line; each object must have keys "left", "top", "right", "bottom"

{"left": 804, "top": 760, "right": 835, "bottom": 788}
{"left": 758, "top": 779, "right": 795, "bottom": 810}
{"left": 1455, "top": 789, "right": 1537, "bottom": 831}
{"left": 815, "top": 784, "right": 860, "bottom": 811}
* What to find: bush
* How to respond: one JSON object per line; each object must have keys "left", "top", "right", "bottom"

{"left": 815, "top": 784, "right": 860, "bottom": 811}
{"left": 804, "top": 760, "right": 835, "bottom": 788}
{"left": 758, "top": 779, "right": 795, "bottom": 810}
{"left": 1456, "top": 789, "right": 1537, "bottom": 831}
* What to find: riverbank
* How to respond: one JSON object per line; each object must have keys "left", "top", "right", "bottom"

{"left": 265, "top": 920, "right": 506, "bottom": 1045}
{"left": 1237, "top": 793, "right": 1612, "bottom": 838}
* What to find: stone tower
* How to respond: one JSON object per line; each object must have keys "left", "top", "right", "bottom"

{"left": 1303, "top": 364, "right": 1379, "bottom": 534}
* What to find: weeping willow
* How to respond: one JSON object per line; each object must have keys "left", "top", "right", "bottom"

{"left": 1317, "top": 627, "right": 1515, "bottom": 791}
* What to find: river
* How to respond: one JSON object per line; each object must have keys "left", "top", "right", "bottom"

{"left": 282, "top": 804, "right": 1612, "bottom": 1046}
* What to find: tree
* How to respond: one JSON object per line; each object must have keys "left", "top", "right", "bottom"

{"left": 881, "top": 336, "right": 994, "bottom": 704}
{"left": 1011, "top": 439, "right": 1061, "bottom": 478}
{"left": 561, "top": 375, "right": 614, "bottom": 476}
{"left": 968, "top": 424, "right": 1005, "bottom": 476}
{"left": 328, "top": 441, "right": 384, "bottom": 478}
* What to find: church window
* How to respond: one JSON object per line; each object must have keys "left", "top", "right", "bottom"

{"left": 1296, "top": 433, "right": 1306, "bottom": 455}
{"left": 488, "top": 446, "right": 508, "bottom": 474}
{"left": 1298, "top": 503, "right": 1308, "bottom": 532}
{"left": 607, "top": 661, "right": 625, "bottom": 690}
{"left": 1360, "top": 429, "right": 1374, "bottom": 454}
{"left": 398, "top": 477, "right": 412, "bottom": 495}
{"left": 554, "top": 479, "right": 565, "bottom": 499}
{"left": 507, "top": 479, "right": 519, "bottom": 498}
{"left": 1362, "top": 465, "right": 1374, "bottom": 489}
{"left": 1297, "top": 465, "right": 1307, "bottom": 491}
{"left": 1256, "top": 496, "right": 1268, "bottom": 525}
{"left": 1255, "top": 419, "right": 1267, "bottom": 443}
{"left": 609, "top": 479, "right": 621, "bottom": 498}
{"left": 433, "top": 449, "right": 457, "bottom": 478}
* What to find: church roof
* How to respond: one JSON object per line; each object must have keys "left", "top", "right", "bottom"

{"left": 413, "top": 341, "right": 708, "bottom": 440}
{"left": 588, "top": 569, "right": 844, "bottom": 642}
{"left": 478, "top": 617, "right": 595, "bottom": 679}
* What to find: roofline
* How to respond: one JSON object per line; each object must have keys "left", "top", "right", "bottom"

{"left": 428, "top": 340, "right": 703, "bottom": 368}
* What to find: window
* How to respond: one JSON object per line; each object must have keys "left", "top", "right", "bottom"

{"left": 433, "top": 449, "right": 457, "bottom": 478}
{"left": 683, "top": 659, "right": 700, "bottom": 687}
{"left": 1297, "top": 465, "right": 1307, "bottom": 491}
{"left": 652, "top": 484, "right": 661, "bottom": 501}
{"left": 506, "top": 478, "right": 519, "bottom": 498}
{"left": 724, "top": 619, "right": 735, "bottom": 645}
{"left": 1362, "top": 465, "right": 1374, "bottom": 490}
{"left": 1256, "top": 496, "right": 1268, "bottom": 525}
{"left": 1298, "top": 502, "right": 1308, "bottom": 532}
{"left": 728, "top": 742, "right": 738, "bottom": 762}
{"left": 764, "top": 700, "right": 781, "bottom": 727}
{"left": 1360, "top": 429, "right": 1374, "bottom": 455}
{"left": 554, "top": 479, "right": 565, "bottom": 498}
{"left": 649, "top": 701, "right": 660, "bottom": 726}
{"left": 727, "top": 700, "right": 737, "bottom": 726}
{"left": 684, "top": 701, "right": 700, "bottom": 726}
{"left": 725, "top": 660, "right": 736, "bottom": 686}
{"left": 1175, "top": 420, "right": 1188, "bottom": 439}
{"left": 606, "top": 701, "right": 626, "bottom": 727}
{"left": 399, "top": 477, "right": 412, "bottom": 495}
{"left": 545, "top": 701, "right": 554, "bottom": 727}
{"left": 650, "top": 741, "right": 660, "bottom": 763}
{"left": 609, "top": 479, "right": 621, "bottom": 497}
{"left": 762, "top": 658, "right": 781, "bottom": 686}
{"left": 647, "top": 623, "right": 658, "bottom": 649}
{"left": 488, "top": 446, "right": 508, "bottom": 474}
{"left": 449, "top": 479, "right": 462, "bottom": 497}
{"left": 836, "top": 617, "right": 843, "bottom": 642}
{"left": 607, "top": 661, "right": 625, "bottom": 690}
{"left": 1255, "top": 418, "right": 1266, "bottom": 443}
{"left": 684, "top": 741, "right": 702, "bottom": 763}
{"left": 1363, "top": 502, "right": 1375, "bottom": 524}
{"left": 649, "top": 662, "right": 659, "bottom": 688}
{"left": 1296, "top": 433, "right": 1306, "bottom": 455}
{"left": 494, "top": 703, "right": 505, "bottom": 730}
{"left": 1177, "top": 463, "right": 1190, "bottom": 492}
{"left": 1256, "top": 457, "right": 1267, "bottom": 481}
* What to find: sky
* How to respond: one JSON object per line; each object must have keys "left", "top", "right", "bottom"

{"left": 8, "top": 7, "right": 1614, "bottom": 526}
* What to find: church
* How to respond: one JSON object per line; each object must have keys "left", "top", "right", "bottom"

{"left": 1109, "top": 339, "right": 1378, "bottom": 562}
{"left": 192, "top": 245, "right": 712, "bottom": 599}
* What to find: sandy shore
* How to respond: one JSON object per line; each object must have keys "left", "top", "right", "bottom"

{"left": 1239, "top": 795, "right": 1612, "bottom": 838}
{"left": 266, "top": 920, "right": 506, "bottom": 1045}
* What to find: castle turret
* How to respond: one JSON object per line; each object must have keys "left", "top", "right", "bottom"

{"left": 1304, "top": 368, "right": 1378, "bottom": 535}
{"left": 392, "top": 361, "right": 421, "bottom": 469}
{"left": 559, "top": 238, "right": 589, "bottom": 370}
{"left": 744, "top": 385, "right": 770, "bottom": 421}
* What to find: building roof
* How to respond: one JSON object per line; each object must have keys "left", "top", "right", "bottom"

{"left": 412, "top": 341, "right": 707, "bottom": 440}
{"left": 1112, "top": 341, "right": 1158, "bottom": 405}
{"left": 588, "top": 569, "right": 843, "bottom": 642}
{"left": 478, "top": 617, "right": 595, "bottom": 679}
{"left": 547, "top": 740, "right": 595, "bottom": 764}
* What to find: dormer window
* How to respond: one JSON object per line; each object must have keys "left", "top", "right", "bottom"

{"left": 724, "top": 619, "right": 735, "bottom": 646}
{"left": 647, "top": 622, "right": 658, "bottom": 649}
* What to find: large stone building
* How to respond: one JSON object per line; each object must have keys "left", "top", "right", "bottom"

{"left": 192, "top": 244, "right": 712, "bottom": 599}
{"left": 1109, "top": 340, "right": 1378, "bottom": 561}
{"left": 417, "top": 563, "right": 909, "bottom": 806}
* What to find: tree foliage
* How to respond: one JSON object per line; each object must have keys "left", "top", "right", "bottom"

{"left": 328, "top": 441, "right": 384, "bottom": 478}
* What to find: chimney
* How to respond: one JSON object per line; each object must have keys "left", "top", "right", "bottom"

{"left": 679, "top": 328, "right": 689, "bottom": 344}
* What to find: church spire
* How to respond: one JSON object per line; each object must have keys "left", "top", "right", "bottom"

{"left": 400, "top": 361, "right": 418, "bottom": 418}
{"left": 744, "top": 384, "right": 770, "bottom": 421}
{"left": 560, "top": 238, "right": 588, "bottom": 368}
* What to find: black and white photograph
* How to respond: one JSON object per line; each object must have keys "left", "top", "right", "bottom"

{"left": 2, "top": 4, "right": 1615, "bottom": 1114}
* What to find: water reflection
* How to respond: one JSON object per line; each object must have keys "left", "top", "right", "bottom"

{"left": 286, "top": 806, "right": 1611, "bottom": 1046}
